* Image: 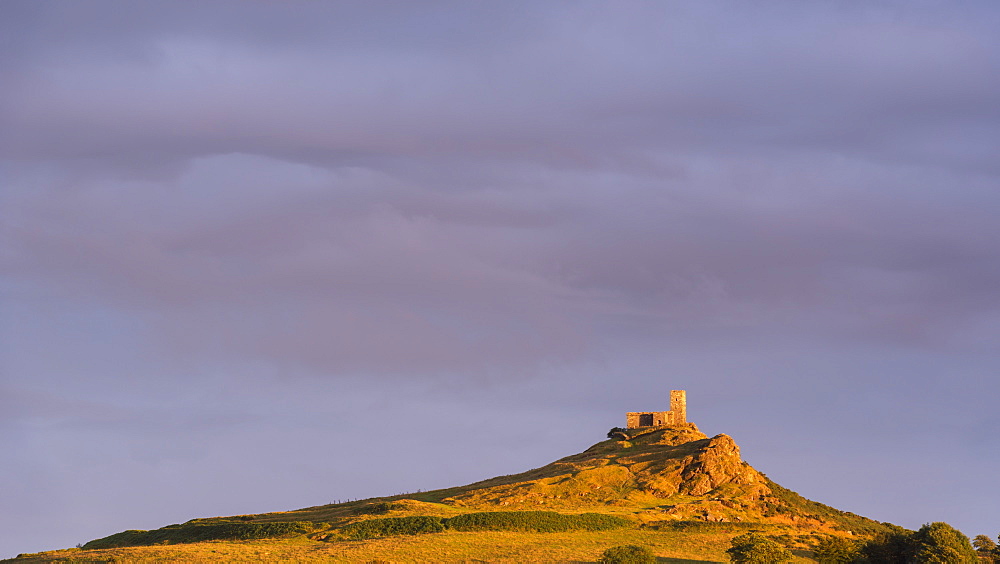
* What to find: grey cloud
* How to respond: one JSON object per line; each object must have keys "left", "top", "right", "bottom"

{"left": 3, "top": 2, "right": 998, "bottom": 176}
{"left": 6, "top": 150, "right": 1000, "bottom": 382}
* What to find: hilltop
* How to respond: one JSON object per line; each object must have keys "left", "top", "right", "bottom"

{"left": 7, "top": 423, "right": 896, "bottom": 562}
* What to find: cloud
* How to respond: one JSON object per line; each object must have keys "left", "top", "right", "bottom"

{"left": 3, "top": 1, "right": 998, "bottom": 177}
{"left": 5, "top": 148, "right": 1000, "bottom": 381}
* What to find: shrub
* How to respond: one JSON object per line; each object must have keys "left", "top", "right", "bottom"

{"left": 607, "top": 427, "right": 629, "bottom": 440}
{"left": 859, "top": 527, "right": 914, "bottom": 563}
{"left": 812, "top": 536, "right": 860, "bottom": 564}
{"left": 444, "top": 511, "right": 629, "bottom": 532}
{"left": 352, "top": 502, "right": 396, "bottom": 515}
{"left": 910, "top": 522, "right": 978, "bottom": 563}
{"left": 858, "top": 523, "right": 978, "bottom": 563}
{"left": 599, "top": 544, "right": 656, "bottom": 563}
{"left": 339, "top": 516, "right": 444, "bottom": 540}
{"left": 726, "top": 532, "right": 792, "bottom": 563}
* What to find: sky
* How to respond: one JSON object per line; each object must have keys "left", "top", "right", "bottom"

{"left": 2, "top": 0, "right": 999, "bottom": 556}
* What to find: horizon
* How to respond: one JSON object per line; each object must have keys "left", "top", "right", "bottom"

{"left": 2, "top": 0, "right": 999, "bottom": 557}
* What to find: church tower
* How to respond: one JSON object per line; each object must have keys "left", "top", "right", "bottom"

{"left": 670, "top": 390, "right": 686, "bottom": 424}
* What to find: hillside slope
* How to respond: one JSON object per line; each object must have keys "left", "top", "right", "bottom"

{"left": 7, "top": 424, "right": 894, "bottom": 563}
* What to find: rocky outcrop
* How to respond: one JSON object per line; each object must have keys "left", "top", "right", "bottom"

{"left": 608, "top": 428, "right": 765, "bottom": 499}
{"left": 426, "top": 424, "right": 888, "bottom": 534}
{"left": 441, "top": 425, "right": 767, "bottom": 508}
{"left": 677, "top": 434, "right": 760, "bottom": 495}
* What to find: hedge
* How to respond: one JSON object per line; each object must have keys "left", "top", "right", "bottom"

{"left": 339, "top": 516, "right": 445, "bottom": 539}
{"left": 82, "top": 521, "right": 314, "bottom": 549}
{"left": 444, "top": 511, "right": 629, "bottom": 533}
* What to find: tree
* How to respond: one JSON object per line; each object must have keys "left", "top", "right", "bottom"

{"left": 972, "top": 534, "right": 997, "bottom": 562}
{"left": 726, "top": 532, "right": 792, "bottom": 564}
{"left": 813, "top": 535, "right": 859, "bottom": 564}
{"left": 858, "top": 526, "right": 915, "bottom": 563}
{"left": 909, "top": 522, "right": 978, "bottom": 563}
{"left": 598, "top": 544, "right": 656, "bottom": 564}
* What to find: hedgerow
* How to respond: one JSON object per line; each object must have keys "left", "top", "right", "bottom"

{"left": 82, "top": 521, "right": 314, "bottom": 549}
{"left": 84, "top": 510, "right": 634, "bottom": 548}
{"left": 339, "top": 516, "right": 445, "bottom": 539}
{"left": 444, "top": 511, "right": 629, "bottom": 532}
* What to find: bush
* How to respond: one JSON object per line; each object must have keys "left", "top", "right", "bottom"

{"left": 812, "top": 536, "right": 859, "bottom": 563}
{"left": 339, "top": 516, "right": 445, "bottom": 540}
{"left": 352, "top": 502, "right": 396, "bottom": 515}
{"left": 607, "top": 427, "right": 629, "bottom": 440}
{"left": 82, "top": 522, "right": 314, "bottom": 549}
{"left": 726, "top": 532, "right": 792, "bottom": 563}
{"left": 858, "top": 526, "right": 914, "bottom": 563}
{"left": 857, "top": 522, "right": 978, "bottom": 563}
{"left": 444, "top": 511, "right": 629, "bottom": 532}
{"left": 599, "top": 544, "right": 656, "bottom": 563}
{"left": 910, "top": 522, "right": 978, "bottom": 563}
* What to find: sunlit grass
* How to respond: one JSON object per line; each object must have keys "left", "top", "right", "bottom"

{"left": 7, "top": 529, "right": 822, "bottom": 563}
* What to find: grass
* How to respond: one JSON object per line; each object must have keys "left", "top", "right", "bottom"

{"left": 7, "top": 529, "right": 823, "bottom": 563}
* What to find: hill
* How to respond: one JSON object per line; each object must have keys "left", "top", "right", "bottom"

{"left": 6, "top": 423, "right": 897, "bottom": 562}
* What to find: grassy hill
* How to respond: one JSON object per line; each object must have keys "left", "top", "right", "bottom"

{"left": 6, "top": 424, "right": 897, "bottom": 563}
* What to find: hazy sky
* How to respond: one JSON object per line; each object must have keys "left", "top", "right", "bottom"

{"left": 2, "top": 0, "right": 999, "bottom": 556}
